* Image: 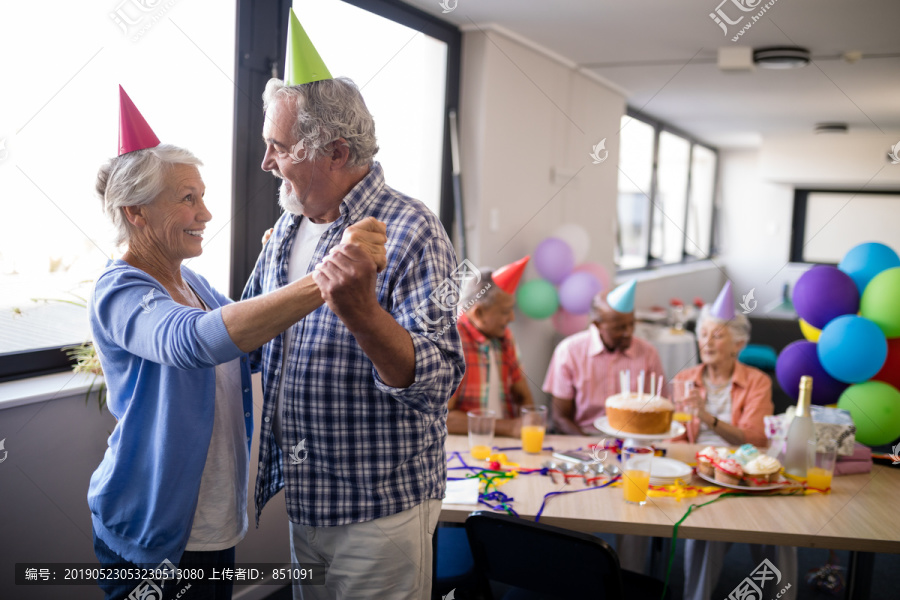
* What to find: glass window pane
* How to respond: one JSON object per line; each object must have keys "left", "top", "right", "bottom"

{"left": 616, "top": 116, "right": 655, "bottom": 269}
{"left": 686, "top": 145, "right": 717, "bottom": 258}
{"left": 652, "top": 131, "right": 691, "bottom": 263}
{"left": 0, "top": 0, "right": 236, "bottom": 356}
{"left": 296, "top": 0, "right": 447, "bottom": 216}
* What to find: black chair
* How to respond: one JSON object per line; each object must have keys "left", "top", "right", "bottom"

{"left": 463, "top": 511, "right": 669, "bottom": 600}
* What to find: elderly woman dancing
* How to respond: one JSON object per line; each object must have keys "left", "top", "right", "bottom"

{"left": 672, "top": 282, "right": 795, "bottom": 600}
{"left": 88, "top": 87, "right": 386, "bottom": 600}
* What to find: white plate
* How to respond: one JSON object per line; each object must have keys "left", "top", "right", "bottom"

{"left": 696, "top": 470, "right": 791, "bottom": 491}
{"left": 651, "top": 457, "right": 693, "bottom": 480}
{"left": 593, "top": 416, "right": 686, "bottom": 441}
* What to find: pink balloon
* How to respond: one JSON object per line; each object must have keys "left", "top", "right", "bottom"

{"left": 552, "top": 308, "right": 590, "bottom": 337}
{"left": 573, "top": 262, "right": 611, "bottom": 292}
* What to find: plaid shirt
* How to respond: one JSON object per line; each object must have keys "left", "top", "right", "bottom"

{"left": 450, "top": 313, "right": 523, "bottom": 419}
{"left": 243, "top": 163, "right": 465, "bottom": 527}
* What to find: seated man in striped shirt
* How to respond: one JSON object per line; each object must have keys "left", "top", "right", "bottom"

{"left": 543, "top": 280, "right": 665, "bottom": 436}
{"left": 447, "top": 262, "right": 534, "bottom": 437}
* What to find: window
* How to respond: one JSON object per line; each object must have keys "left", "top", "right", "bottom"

{"left": 0, "top": 0, "right": 236, "bottom": 380}
{"left": 615, "top": 110, "right": 718, "bottom": 271}
{"left": 791, "top": 190, "right": 900, "bottom": 263}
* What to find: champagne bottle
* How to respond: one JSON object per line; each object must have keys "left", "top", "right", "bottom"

{"left": 784, "top": 376, "right": 815, "bottom": 477}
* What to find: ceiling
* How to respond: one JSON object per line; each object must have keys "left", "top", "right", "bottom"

{"left": 400, "top": 0, "right": 900, "bottom": 148}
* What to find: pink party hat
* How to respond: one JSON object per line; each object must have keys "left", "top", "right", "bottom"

{"left": 709, "top": 280, "right": 735, "bottom": 320}
{"left": 493, "top": 256, "right": 529, "bottom": 294}
{"left": 606, "top": 279, "right": 636, "bottom": 313}
{"left": 118, "top": 85, "right": 160, "bottom": 156}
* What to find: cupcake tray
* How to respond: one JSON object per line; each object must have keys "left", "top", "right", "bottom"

{"left": 696, "top": 470, "right": 792, "bottom": 491}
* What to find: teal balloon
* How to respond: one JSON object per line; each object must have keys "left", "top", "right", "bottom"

{"left": 837, "top": 380, "right": 900, "bottom": 446}
{"left": 817, "top": 315, "right": 887, "bottom": 383}
{"left": 838, "top": 242, "right": 900, "bottom": 295}
{"left": 860, "top": 267, "right": 900, "bottom": 338}
{"left": 516, "top": 279, "right": 559, "bottom": 320}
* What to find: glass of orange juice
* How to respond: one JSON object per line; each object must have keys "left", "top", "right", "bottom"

{"left": 622, "top": 446, "right": 654, "bottom": 505}
{"left": 520, "top": 405, "right": 548, "bottom": 454}
{"left": 670, "top": 380, "right": 695, "bottom": 423}
{"left": 467, "top": 409, "right": 497, "bottom": 460}
{"left": 807, "top": 440, "right": 837, "bottom": 491}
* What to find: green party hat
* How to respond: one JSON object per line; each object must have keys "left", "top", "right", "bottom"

{"left": 284, "top": 8, "right": 332, "bottom": 86}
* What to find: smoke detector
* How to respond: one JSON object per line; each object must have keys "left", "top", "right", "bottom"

{"left": 753, "top": 46, "right": 811, "bottom": 69}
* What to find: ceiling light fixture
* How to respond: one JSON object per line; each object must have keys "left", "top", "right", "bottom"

{"left": 753, "top": 46, "right": 811, "bottom": 69}
{"left": 814, "top": 123, "right": 849, "bottom": 134}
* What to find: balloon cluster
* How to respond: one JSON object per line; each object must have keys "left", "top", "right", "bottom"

{"left": 775, "top": 242, "right": 900, "bottom": 446}
{"left": 515, "top": 226, "right": 610, "bottom": 336}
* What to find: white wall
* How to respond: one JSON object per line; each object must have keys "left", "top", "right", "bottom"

{"left": 459, "top": 27, "right": 625, "bottom": 400}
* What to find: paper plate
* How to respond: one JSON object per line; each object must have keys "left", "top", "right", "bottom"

{"left": 648, "top": 457, "right": 693, "bottom": 485}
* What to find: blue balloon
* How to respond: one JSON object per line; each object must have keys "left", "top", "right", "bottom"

{"left": 838, "top": 242, "right": 900, "bottom": 296}
{"left": 817, "top": 315, "right": 888, "bottom": 383}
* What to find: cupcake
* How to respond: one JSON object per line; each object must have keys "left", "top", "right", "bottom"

{"left": 715, "top": 458, "right": 743, "bottom": 486}
{"left": 744, "top": 456, "right": 781, "bottom": 486}
{"left": 733, "top": 444, "right": 759, "bottom": 466}
{"left": 696, "top": 446, "right": 718, "bottom": 477}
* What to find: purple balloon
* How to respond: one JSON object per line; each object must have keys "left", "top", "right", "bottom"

{"left": 792, "top": 265, "right": 860, "bottom": 329}
{"left": 776, "top": 340, "right": 850, "bottom": 405}
{"left": 558, "top": 272, "right": 602, "bottom": 315}
{"left": 533, "top": 238, "right": 575, "bottom": 284}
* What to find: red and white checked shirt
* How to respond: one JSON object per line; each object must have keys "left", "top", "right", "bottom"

{"left": 542, "top": 325, "right": 666, "bottom": 430}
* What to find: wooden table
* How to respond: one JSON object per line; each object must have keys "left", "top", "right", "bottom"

{"left": 441, "top": 434, "right": 900, "bottom": 555}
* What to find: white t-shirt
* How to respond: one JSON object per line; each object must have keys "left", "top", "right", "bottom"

{"left": 274, "top": 217, "right": 334, "bottom": 450}
{"left": 186, "top": 356, "right": 249, "bottom": 550}
{"left": 486, "top": 343, "right": 503, "bottom": 417}
{"left": 695, "top": 375, "right": 733, "bottom": 446}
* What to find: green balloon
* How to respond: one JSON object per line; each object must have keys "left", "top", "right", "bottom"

{"left": 516, "top": 279, "right": 559, "bottom": 320}
{"left": 860, "top": 267, "right": 900, "bottom": 338}
{"left": 837, "top": 380, "right": 900, "bottom": 446}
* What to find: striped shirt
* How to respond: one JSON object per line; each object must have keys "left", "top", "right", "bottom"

{"left": 243, "top": 163, "right": 465, "bottom": 527}
{"left": 542, "top": 324, "right": 666, "bottom": 430}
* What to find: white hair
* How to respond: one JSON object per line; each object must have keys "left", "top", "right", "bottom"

{"left": 96, "top": 145, "right": 203, "bottom": 246}
{"left": 262, "top": 77, "right": 378, "bottom": 168}
{"left": 697, "top": 305, "right": 752, "bottom": 347}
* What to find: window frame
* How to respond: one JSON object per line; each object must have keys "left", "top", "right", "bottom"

{"left": 617, "top": 107, "right": 719, "bottom": 274}
{"left": 790, "top": 188, "right": 900, "bottom": 264}
{"left": 0, "top": 0, "right": 461, "bottom": 383}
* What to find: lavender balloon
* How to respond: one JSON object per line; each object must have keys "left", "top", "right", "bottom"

{"left": 775, "top": 340, "right": 849, "bottom": 405}
{"left": 792, "top": 265, "right": 859, "bottom": 330}
{"left": 558, "top": 272, "right": 602, "bottom": 315}
{"left": 533, "top": 238, "right": 575, "bottom": 285}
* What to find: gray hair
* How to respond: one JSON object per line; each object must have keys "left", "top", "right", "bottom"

{"left": 262, "top": 77, "right": 378, "bottom": 168}
{"left": 96, "top": 144, "right": 203, "bottom": 246}
{"left": 697, "top": 305, "right": 752, "bottom": 347}
{"left": 459, "top": 269, "right": 499, "bottom": 313}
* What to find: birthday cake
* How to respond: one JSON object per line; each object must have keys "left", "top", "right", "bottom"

{"left": 605, "top": 394, "right": 675, "bottom": 435}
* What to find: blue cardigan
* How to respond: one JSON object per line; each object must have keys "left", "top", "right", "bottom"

{"left": 88, "top": 260, "right": 254, "bottom": 567}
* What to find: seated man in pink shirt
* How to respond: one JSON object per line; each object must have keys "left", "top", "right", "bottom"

{"left": 543, "top": 280, "right": 665, "bottom": 435}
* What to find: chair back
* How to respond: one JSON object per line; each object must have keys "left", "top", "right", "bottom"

{"left": 464, "top": 511, "right": 625, "bottom": 599}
